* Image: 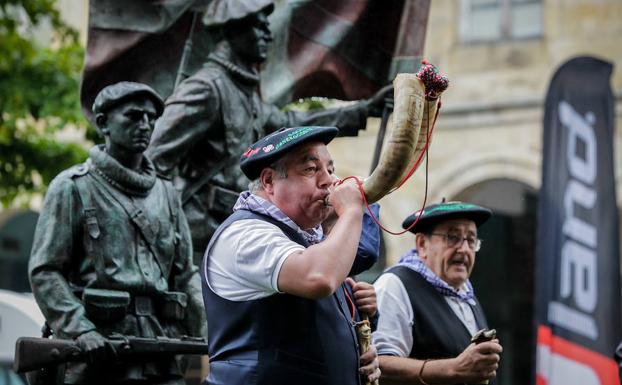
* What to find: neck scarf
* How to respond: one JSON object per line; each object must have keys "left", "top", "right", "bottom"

{"left": 89, "top": 145, "right": 156, "bottom": 197}
{"left": 396, "top": 248, "right": 476, "bottom": 305}
{"left": 207, "top": 41, "right": 260, "bottom": 85}
{"left": 233, "top": 191, "right": 324, "bottom": 245}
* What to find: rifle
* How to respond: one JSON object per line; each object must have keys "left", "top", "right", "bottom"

{"left": 14, "top": 335, "right": 209, "bottom": 373}
{"left": 174, "top": 11, "right": 200, "bottom": 89}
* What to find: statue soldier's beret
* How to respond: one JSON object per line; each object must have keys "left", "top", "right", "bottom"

{"left": 92, "top": 81, "right": 164, "bottom": 117}
{"left": 240, "top": 126, "right": 339, "bottom": 180}
{"left": 202, "top": 0, "right": 275, "bottom": 28}
{"left": 402, "top": 200, "right": 492, "bottom": 234}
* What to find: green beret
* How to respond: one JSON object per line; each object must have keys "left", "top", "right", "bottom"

{"left": 202, "top": 0, "right": 274, "bottom": 28}
{"left": 240, "top": 126, "right": 339, "bottom": 180}
{"left": 402, "top": 201, "right": 492, "bottom": 234}
{"left": 92, "top": 81, "right": 164, "bottom": 117}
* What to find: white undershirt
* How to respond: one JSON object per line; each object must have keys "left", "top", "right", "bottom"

{"left": 373, "top": 272, "right": 479, "bottom": 357}
{"left": 206, "top": 219, "right": 305, "bottom": 301}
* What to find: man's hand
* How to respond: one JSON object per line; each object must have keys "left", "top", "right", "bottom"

{"left": 320, "top": 175, "right": 341, "bottom": 234}
{"left": 75, "top": 330, "right": 117, "bottom": 364}
{"left": 346, "top": 277, "right": 377, "bottom": 317}
{"left": 359, "top": 343, "right": 381, "bottom": 383}
{"left": 328, "top": 178, "right": 364, "bottom": 218}
{"left": 451, "top": 339, "right": 502, "bottom": 383}
{"left": 366, "top": 85, "right": 393, "bottom": 117}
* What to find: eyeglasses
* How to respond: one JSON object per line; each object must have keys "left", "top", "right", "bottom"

{"left": 429, "top": 233, "right": 482, "bottom": 252}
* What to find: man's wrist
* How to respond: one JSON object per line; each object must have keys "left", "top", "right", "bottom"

{"left": 419, "top": 357, "right": 459, "bottom": 385}
{"left": 444, "top": 357, "right": 459, "bottom": 383}
{"left": 338, "top": 205, "right": 365, "bottom": 220}
{"left": 419, "top": 358, "right": 433, "bottom": 385}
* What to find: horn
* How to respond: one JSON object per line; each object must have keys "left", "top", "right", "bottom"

{"left": 362, "top": 63, "right": 448, "bottom": 203}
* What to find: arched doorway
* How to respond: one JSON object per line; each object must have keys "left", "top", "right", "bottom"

{"left": 454, "top": 178, "right": 537, "bottom": 385}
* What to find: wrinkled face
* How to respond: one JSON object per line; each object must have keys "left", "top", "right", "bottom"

{"left": 226, "top": 10, "right": 273, "bottom": 63}
{"left": 417, "top": 219, "right": 478, "bottom": 289}
{"left": 266, "top": 142, "right": 335, "bottom": 229}
{"left": 100, "top": 98, "right": 157, "bottom": 155}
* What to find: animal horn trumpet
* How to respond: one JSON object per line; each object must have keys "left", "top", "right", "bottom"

{"left": 362, "top": 62, "right": 448, "bottom": 203}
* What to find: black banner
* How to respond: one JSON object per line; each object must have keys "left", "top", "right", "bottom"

{"left": 535, "top": 56, "right": 620, "bottom": 384}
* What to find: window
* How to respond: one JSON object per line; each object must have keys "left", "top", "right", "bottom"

{"left": 460, "top": 0, "right": 543, "bottom": 42}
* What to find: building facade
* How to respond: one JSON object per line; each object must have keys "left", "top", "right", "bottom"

{"left": 328, "top": 1, "right": 621, "bottom": 384}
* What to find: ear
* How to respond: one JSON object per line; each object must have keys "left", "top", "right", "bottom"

{"left": 415, "top": 233, "right": 428, "bottom": 259}
{"left": 95, "top": 113, "right": 108, "bottom": 134}
{"left": 259, "top": 168, "right": 276, "bottom": 195}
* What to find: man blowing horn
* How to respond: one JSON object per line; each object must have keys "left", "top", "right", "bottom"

{"left": 201, "top": 126, "right": 381, "bottom": 385}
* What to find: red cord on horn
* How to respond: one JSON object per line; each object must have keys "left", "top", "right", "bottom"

{"left": 336, "top": 59, "right": 446, "bottom": 236}
{"left": 337, "top": 97, "right": 440, "bottom": 235}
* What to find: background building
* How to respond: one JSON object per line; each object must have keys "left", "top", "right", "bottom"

{"left": 329, "top": 1, "right": 621, "bottom": 384}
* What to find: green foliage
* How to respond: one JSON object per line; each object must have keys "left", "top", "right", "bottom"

{"left": 283, "top": 96, "right": 331, "bottom": 112}
{"left": 0, "top": 0, "right": 90, "bottom": 207}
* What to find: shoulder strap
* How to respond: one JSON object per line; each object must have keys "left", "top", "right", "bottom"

{"left": 222, "top": 209, "right": 309, "bottom": 247}
{"left": 204, "top": 210, "right": 308, "bottom": 266}
{"left": 180, "top": 154, "right": 239, "bottom": 205}
{"left": 72, "top": 167, "right": 109, "bottom": 284}
{"left": 163, "top": 179, "right": 179, "bottom": 229}
{"left": 469, "top": 297, "right": 489, "bottom": 330}
{"left": 387, "top": 265, "right": 427, "bottom": 308}
{"left": 163, "top": 180, "right": 183, "bottom": 283}
{"left": 202, "top": 209, "right": 309, "bottom": 295}
{"left": 89, "top": 171, "right": 168, "bottom": 277}
{"left": 388, "top": 265, "right": 481, "bottom": 359}
{"left": 242, "top": 210, "right": 309, "bottom": 247}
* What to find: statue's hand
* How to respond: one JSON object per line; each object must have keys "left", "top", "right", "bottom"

{"left": 76, "top": 330, "right": 117, "bottom": 364}
{"left": 366, "top": 85, "right": 393, "bottom": 117}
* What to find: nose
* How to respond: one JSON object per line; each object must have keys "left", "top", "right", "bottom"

{"left": 330, "top": 174, "right": 340, "bottom": 186}
{"left": 318, "top": 168, "right": 332, "bottom": 188}
{"left": 139, "top": 113, "right": 151, "bottom": 130}
{"left": 457, "top": 237, "right": 471, "bottom": 252}
{"left": 261, "top": 23, "right": 273, "bottom": 42}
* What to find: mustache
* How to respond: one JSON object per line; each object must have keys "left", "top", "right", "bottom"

{"left": 318, "top": 191, "right": 331, "bottom": 207}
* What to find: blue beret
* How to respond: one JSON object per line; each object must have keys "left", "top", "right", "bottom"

{"left": 402, "top": 201, "right": 492, "bottom": 234}
{"left": 240, "top": 126, "right": 339, "bottom": 179}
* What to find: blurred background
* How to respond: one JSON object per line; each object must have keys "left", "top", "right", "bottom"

{"left": 0, "top": 1, "right": 620, "bottom": 384}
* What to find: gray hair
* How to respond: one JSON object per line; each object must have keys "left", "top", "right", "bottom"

{"left": 248, "top": 156, "right": 288, "bottom": 192}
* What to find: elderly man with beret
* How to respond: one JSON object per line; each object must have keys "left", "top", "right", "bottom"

{"left": 29, "top": 82, "right": 205, "bottom": 384}
{"left": 201, "top": 126, "right": 381, "bottom": 385}
{"left": 373, "top": 201, "right": 503, "bottom": 385}
{"left": 147, "top": 0, "right": 389, "bottom": 263}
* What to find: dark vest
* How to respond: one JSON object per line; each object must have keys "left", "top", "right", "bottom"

{"left": 388, "top": 265, "right": 497, "bottom": 385}
{"left": 202, "top": 210, "right": 361, "bottom": 385}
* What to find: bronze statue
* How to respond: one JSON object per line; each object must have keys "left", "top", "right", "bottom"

{"left": 146, "top": 0, "right": 390, "bottom": 262}
{"left": 28, "top": 82, "right": 205, "bottom": 385}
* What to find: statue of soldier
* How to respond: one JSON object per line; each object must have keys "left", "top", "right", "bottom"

{"left": 29, "top": 82, "right": 205, "bottom": 385}
{"left": 147, "top": 0, "right": 390, "bottom": 261}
